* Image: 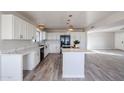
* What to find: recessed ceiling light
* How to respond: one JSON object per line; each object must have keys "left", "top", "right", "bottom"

{"left": 68, "top": 25, "right": 74, "bottom": 31}
{"left": 68, "top": 28, "right": 74, "bottom": 31}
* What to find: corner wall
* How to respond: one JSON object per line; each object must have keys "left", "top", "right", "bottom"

{"left": 87, "top": 32, "right": 114, "bottom": 49}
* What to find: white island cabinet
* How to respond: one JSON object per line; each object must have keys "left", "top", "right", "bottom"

{"left": 62, "top": 48, "right": 87, "bottom": 78}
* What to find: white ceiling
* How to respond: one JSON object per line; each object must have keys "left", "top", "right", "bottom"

{"left": 18, "top": 11, "right": 115, "bottom": 29}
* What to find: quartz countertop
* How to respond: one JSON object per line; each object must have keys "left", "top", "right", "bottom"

{"left": 0, "top": 40, "right": 40, "bottom": 54}
{"left": 62, "top": 48, "right": 91, "bottom": 52}
{"left": 0, "top": 45, "right": 39, "bottom": 55}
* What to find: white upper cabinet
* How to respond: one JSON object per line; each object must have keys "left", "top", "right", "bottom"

{"left": 38, "top": 31, "right": 46, "bottom": 41}
{"left": 14, "top": 16, "right": 27, "bottom": 39}
{"left": 1, "top": 14, "right": 36, "bottom": 40}
{"left": 32, "top": 26, "right": 36, "bottom": 39}
{"left": 1, "top": 15, "right": 13, "bottom": 39}
{"left": 27, "top": 23, "right": 33, "bottom": 39}
{"left": 42, "top": 31, "right": 46, "bottom": 40}
{"left": 27, "top": 23, "right": 36, "bottom": 40}
{"left": 20, "top": 19, "right": 27, "bottom": 39}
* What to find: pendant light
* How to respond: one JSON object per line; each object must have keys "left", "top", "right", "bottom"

{"left": 67, "top": 14, "right": 74, "bottom": 31}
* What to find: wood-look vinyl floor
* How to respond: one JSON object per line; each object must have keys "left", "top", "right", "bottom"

{"left": 24, "top": 49, "right": 124, "bottom": 81}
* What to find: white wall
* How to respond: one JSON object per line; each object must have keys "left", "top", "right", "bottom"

{"left": 46, "top": 31, "right": 87, "bottom": 49}
{"left": 87, "top": 32, "right": 114, "bottom": 49}
{"left": 115, "top": 31, "right": 124, "bottom": 50}
{"left": 70, "top": 32, "right": 87, "bottom": 49}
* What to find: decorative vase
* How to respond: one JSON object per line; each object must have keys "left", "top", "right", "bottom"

{"left": 75, "top": 44, "right": 79, "bottom": 48}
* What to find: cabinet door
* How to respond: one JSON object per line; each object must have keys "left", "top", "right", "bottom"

{"left": 1, "top": 15, "right": 13, "bottom": 39}
{"left": 39, "top": 32, "right": 43, "bottom": 41}
{"left": 27, "top": 23, "right": 33, "bottom": 39}
{"left": 35, "top": 49, "right": 40, "bottom": 65}
{"left": 1, "top": 55, "right": 23, "bottom": 80}
{"left": 13, "top": 16, "right": 22, "bottom": 39}
{"left": 20, "top": 20, "right": 27, "bottom": 39}
{"left": 42, "top": 31, "right": 46, "bottom": 40}
{"left": 13, "top": 16, "right": 27, "bottom": 40}
{"left": 32, "top": 26, "right": 36, "bottom": 40}
{"left": 44, "top": 42, "right": 49, "bottom": 57}
{"left": 56, "top": 32, "right": 60, "bottom": 40}
{"left": 44, "top": 47, "right": 47, "bottom": 57}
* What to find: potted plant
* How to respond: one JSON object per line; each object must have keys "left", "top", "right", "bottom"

{"left": 73, "top": 40, "right": 80, "bottom": 48}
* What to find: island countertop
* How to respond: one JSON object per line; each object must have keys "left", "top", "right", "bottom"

{"left": 62, "top": 48, "right": 91, "bottom": 52}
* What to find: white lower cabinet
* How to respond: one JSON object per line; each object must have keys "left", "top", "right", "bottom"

{"left": 0, "top": 48, "right": 40, "bottom": 81}
{"left": 44, "top": 46, "right": 49, "bottom": 57}
{"left": 23, "top": 48, "right": 40, "bottom": 70}
{"left": 1, "top": 55, "right": 23, "bottom": 81}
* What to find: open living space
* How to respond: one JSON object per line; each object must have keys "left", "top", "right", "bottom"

{"left": 0, "top": 11, "right": 124, "bottom": 81}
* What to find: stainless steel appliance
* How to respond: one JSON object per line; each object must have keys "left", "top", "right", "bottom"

{"left": 60, "top": 35, "right": 71, "bottom": 48}
{"left": 39, "top": 45, "right": 44, "bottom": 62}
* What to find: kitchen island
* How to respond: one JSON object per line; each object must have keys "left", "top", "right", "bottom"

{"left": 62, "top": 48, "right": 89, "bottom": 78}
